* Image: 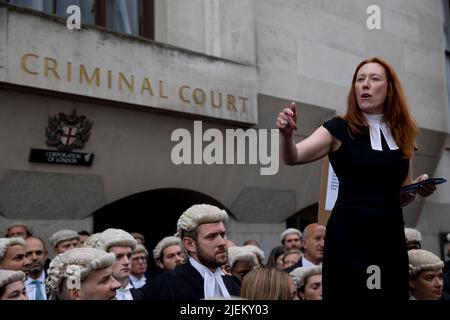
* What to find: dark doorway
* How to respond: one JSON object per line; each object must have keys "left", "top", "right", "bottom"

{"left": 93, "top": 188, "right": 229, "bottom": 256}
{"left": 286, "top": 203, "right": 319, "bottom": 233}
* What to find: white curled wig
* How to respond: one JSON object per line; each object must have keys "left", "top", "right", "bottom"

{"left": 408, "top": 249, "right": 443, "bottom": 278}
{"left": 46, "top": 247, "right": 115, "bottom": 300}
{"left": 289, "top": 266, "right": 322, "bottom": 289}
{"left": 176, "top": 204, "right": 229, "bottom": 237}
{"left": 93, "top": 228, "right": 137, "bottom": 252}
{"left": 153, "top": 236, "right": 181, "bottom": 261}
{"left": 0, "top": 237, "right": 26, "bottom": 261}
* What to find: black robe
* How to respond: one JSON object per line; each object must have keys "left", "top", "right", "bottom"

{"left": 145, "top": 260, "right": 240, "bottom": 300}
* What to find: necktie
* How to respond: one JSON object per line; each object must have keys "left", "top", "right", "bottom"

{"left": 31, "top": 280, "right": 45, "bottom": 300}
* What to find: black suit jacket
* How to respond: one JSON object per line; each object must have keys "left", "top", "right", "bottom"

{"left": 145, "top": 260, "right": 240, "bottom": 300}
{"left": 131, "top": 287, "right": 144, "bottom": 300}
{"left": 443, "top": 260, "right": 450, "bottom": 275}
{"left": 443, "top": 262, "right": 450, "bottom": 301}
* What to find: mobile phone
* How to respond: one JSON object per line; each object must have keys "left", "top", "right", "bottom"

{"left": 400, "top": 178, "right": 447, "bottom": 192}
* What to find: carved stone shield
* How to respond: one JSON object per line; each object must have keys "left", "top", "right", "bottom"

{"left": 46, "top": 110, "right": 93, "bottom": 151}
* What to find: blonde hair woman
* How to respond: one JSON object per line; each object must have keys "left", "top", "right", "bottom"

{"left": 240, "top": 267, "right": 297, "bottom": 300}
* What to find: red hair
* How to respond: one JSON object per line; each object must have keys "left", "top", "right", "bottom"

{"left": 344, "top": 57, "right": 418, "bottom": 157}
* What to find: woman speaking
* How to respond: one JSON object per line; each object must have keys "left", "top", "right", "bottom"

{"left": 277, "top": 57, "right": 438, "bottom": 300}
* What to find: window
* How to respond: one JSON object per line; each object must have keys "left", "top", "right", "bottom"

{"left": 7, "top": 0, "right": 54, "bottom": 14}
{"left": 7, "top": 0, "right": 154, "bottom": 39}
{"left": 94, "top": 0, "right": 154, "bottom": 38}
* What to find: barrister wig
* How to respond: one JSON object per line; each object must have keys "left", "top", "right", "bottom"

{"left": 408, "top": 249, "right": 444, "bottom": 277}
{"left": 0, "top": 270, "right": 26, "bottom": 290}
{"left": 133, "top": 244, "right": 149, "bottom": 257}
{"left": 344, "top": 57, "right": 418, "bottom": 158}
{"left": 243, "top": 244, "right": 265, "bottom": 263}
{"left": 404, "top": 228, "right": 422, "bottom": 243}
{"left": 176, "top": 204, "right": 229, "bottom": 236}
{"left": 5, "top": 221, "right": 32, "bottom": 237}
{"left": 83, "top": 233, "right": 101, "bottom": 248}
{"left": 289, "top": 266, "right": 322, "bottom": 289}
{"left": 0, "top": 237, "right": 26, "bottom": 261}
{"left": 46, "top": 247, "right": 115, "bottom": 300}
{"left": 153, "top": 236, "right": 181, "bottom": 261}
{"left": 227, "top": 246, "right": 256, "bottom": 268}
{"left": 280, "top": 228, "right": 302, "bottom": 243}
{"left": 93, "top": 229, "right": 137, "bottom": 252}
{"left": 49, "top": 229, "right": 80, "bottom": 247}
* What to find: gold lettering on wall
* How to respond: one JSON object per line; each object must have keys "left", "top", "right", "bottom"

{"left": 159, "top": 80, "right": 168, "bottom": 99}
{"left": 21, "top": 54, "right": 39, "bottom": 75}
{"left": 239, "top": 97, "right": 248, "bottom": 113}
{"left": 107, "top": 70, "right": 112, "bottom": 89}
{"left": 179, "top": 85, "right": 191, "bottom": 103}
{"left": 211, "top": 91, "right": 222, "bottom": 109}
{"left": 44, "top": 57, "right": 61, "bottom": 79}
{"left": 18, "top": 53, "right": 252, "bottom": 117}
{"left": 67, "top": 62, "right": 72, "bottom": 82}
{"left": 119, "top": 73, "right": 134, "bottom": 93}
{"left": 80, "top": 65, "right": 100, "bottom": 87}
{"left": 227, "top": 95, "right": 237, "bottom": 112}
{"left": 193, "top": 88, "right": 206, "bottom": 106}
{"left": 141, "top": 78, "right": 154, "bottom": 96}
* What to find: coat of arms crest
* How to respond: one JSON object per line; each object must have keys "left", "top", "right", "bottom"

{"left": 46, "top": 110, "right": 93, "bottom": 151}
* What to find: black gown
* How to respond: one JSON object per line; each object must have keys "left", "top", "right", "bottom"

{"left": 144, "top": 259, "right": 241, "bottom": 300}
{"left": 322, "top": 117, "right": 409, "bottom": 301}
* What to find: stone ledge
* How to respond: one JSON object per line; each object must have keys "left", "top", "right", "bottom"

{"left": 0, "top": 170, "right": 105, "bottom": 219}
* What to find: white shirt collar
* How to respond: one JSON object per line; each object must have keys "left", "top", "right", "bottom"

{"left": 118, "top": 282, "right": 134, "bottom": 291}
{"left": 129, "top": 274, "right": 146, "bottom": 289}
{"left": 302, "top": 256, "right": 322, "bottom": 267}
{"left": 116, "top": 282, "right": 134, "bottom": 300}
{"left": 25, "top": 271, "right": 46, "bottom": 284}
{"left": 363, "top": 112, "right": 399, "bottom": 151}
{"left": 189, "top": 257, "right": 230, "bottom": 299}
{"left": 25, "top": 271, "right": 47, "bottom": 300}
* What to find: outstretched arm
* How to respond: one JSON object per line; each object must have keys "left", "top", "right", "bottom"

{"left": 277, "top": 102, "right": 339, "bottom": 165}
